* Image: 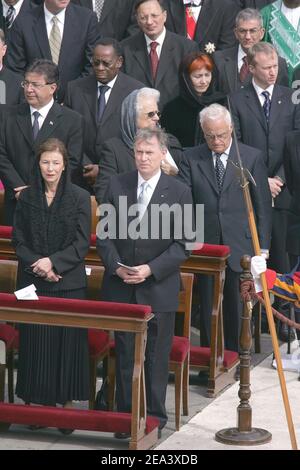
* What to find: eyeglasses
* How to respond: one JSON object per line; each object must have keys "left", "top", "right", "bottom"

{"left": 236, "top": 27, "right": 262, "bottom": 36}
{"left": 145, "top": 111, "right": 161, "bottom": 118}
{"left": 21, "top": 81, "right": 54, "bottom": 89}
{"left": 204, "top": 131, "right": 231, "bottom": 142}
{"left": 137, "top": 13, "right": 163, "bottom": 23}
{"left": 92, "top": 59, "right": 117, "bottom": 68}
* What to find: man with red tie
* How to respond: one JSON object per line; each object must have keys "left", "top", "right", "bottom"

{"left": 121, "top": 0, "right": 198, "bottom": 110}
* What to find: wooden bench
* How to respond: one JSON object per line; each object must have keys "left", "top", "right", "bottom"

{"left": 0, "top": 293, "right": 158, "bottom": 450}
{"left": 0, "top": 226, "right": 238, "bottom": 396}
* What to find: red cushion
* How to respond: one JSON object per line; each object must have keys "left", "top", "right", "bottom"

{"left": 192, "top": 244, "right": 230, "bottom": 258}
{"left": 0, "top": 324, "right": 17, "bottom": 349}
{"left": 88, "top": 329, "right": 109, "bottom": 357}
{"left": 0, "top": 293, "right": 152, "bottom": 320}
{"left": 190, "top": 346, "right": 239, "bottom": 368}
{"left": 0, "top": 403, "right": 159, "bottom": 434}
{"left": 91, "top": 234, "right": 97, "bottom": 246}
{"left": 169, "top": 336, "right": 190, "bottom": 362}
{"left": 0, "top": 226, "right": 12, "bottom": 239}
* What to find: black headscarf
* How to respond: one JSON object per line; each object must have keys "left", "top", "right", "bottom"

{"left": 19, "top": 160, "right": 79, "bottom": 257}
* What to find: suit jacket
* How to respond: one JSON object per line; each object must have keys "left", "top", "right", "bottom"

{"left": 230, "top": 84, "right": 300, "bottom": 209}
{"left": 0, "top": 66, "right": 23, "bottom": 105}
{"left": 13, "top": 183, "right": 91, "bottom": 291}
{"left": 71, "top": 0, "right": 135, "bottom": 41}
{"left": 213, "top": 46, "right": 289, "bottom": 94}
{"left": 233, "top": 0, "right": 274, "bottom": 7}
{"left": 0, "top": 0, "right": 35, "bottom": 38}
{"left": 164, "top": 0, "right": 238, "bottom": 51}
{"left": 179, "top": 142, "right": 272, "bottom": 272}
{"left": 6, "top": 3, "right": 100, "bottom": 102}
{"left": 64, "top": 72, "right": 144, "bottom": 165}
{"left": 94, "top": 134, "right": 184, "bottom": 204}
{"left": 121, "top": 30, "right": 198, "bottom": 109}
{"left": 0, "top": 102, "right": 83, "bottom": 224}
{"left": 96, "top": 170, "right": 193, "bottom": 312}
{"left": 284, "top": 130, "right": 300, "bottom": 255}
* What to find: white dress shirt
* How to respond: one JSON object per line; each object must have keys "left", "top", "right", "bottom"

{"left": 137, "top": 170, "right": 161, "bottom": 207}
{"left": 183, "top": 0, "right": 202, "bottom": 23}
{"left": 2, "top": 0, "right": 24, "bottom": 19}
{"left": 252, "top": 79, "right": 274, "bottom": 107}
{"left": 97, "top": 74, "right": 118, "bottom": 104}
{"left": 44, "top": 5, "right": 66, "bottom": 38}
{"left": 237, "top": 44, "right": 247, "bottom": 73}
{"left": 30, "top": 99, "right": 54, "bottom": 129}
{"left": 212, "top": 141, "right": 232, "bottom": 170}
{"left": 145, "top": 28, "right": 166, "bottom": 59}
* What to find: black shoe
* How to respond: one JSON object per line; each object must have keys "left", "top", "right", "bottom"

{"left": 278, "top": 322, "right": 296, "bottom": 343}
{"left": 58, "top": 428, "right": 74, "bottom": 435}
{"left": 114, "top": 432, "right": 130, "bottom": 439}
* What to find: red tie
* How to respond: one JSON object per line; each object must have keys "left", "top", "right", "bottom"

{"left": 185, "top": 6, "right": 197, "bottom": 40}
{"left": 239, "top": 56, "right": 249, "bottom": 83}
{"left": 150, "top": 41, "right": 159, "bottom": 81}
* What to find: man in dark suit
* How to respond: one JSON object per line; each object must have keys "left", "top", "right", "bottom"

{"left": 71, "top": 0, "right": 135, "bottom": 41}
{"left": 233, "top": 0, "right": 274, "bottom": 7}
{"left": 0, "top": 59, "right": 83, "bottom": 225}
{"left": 230, "top": 42, "right": 300, "bottom": 340}
{"left": 64, "top": 38, "right": 144, "bottom": 192}
{"left": 164, "top": 0, "right": 239, "bottom": 52}
{"left": 0, "top": 28, "right": 23, "bottom": 104}
{"left": 97, "top": 127, "right": 193, "bottom": 436}
{"left": 179, "top": 104, "right": 272, "bottom": 351}
{"left": 5, "top": 0, "right": 100, "bottom": 102}
{"left": 0, "top": 0, "right": 35, "bottom": 35}
{"left": 213, "top": 8, "right": 289, "bottom": 94}
{"left": 121, "top": 0, "right": 198, "bottom": 110}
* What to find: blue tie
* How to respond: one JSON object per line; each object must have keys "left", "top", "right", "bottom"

{"left": 262, "top": 91, "right": 271, "bottom": 122}
{"left": 97, "top": 85, "right": 110, "bottom": 122}
{"left": 32, "top": 111, "right": 40, "bottom": 140}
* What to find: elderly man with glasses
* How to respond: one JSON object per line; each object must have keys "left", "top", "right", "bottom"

{"left": 0, "top": 58, "right": 83, "bottom": 225}
{"left": 178, "top": 103, "right": 272, "bottom": 352}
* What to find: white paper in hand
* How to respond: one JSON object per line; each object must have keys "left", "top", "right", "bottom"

{"left": 14, "top": 284, "right": 39, "bottom": 300}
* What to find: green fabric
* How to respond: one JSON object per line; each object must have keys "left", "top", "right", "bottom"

{"left": 261, "top": 0, "right": 300, "bottom": 85}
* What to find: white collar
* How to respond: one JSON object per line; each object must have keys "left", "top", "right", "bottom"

{"left": 138, "top": 169, "right": 161, "bottom": 191}
{"left": 183, "top": 0, "right": 202, "bottom": 5}
{"left": 2, "top": 0, "right": 24, "bottom": 15}
{"left": 97, "top": 74, "right": 118, "bottom": 89}
{"left": 30, "top": 98, "right": 54, "bottom": 119}
{"left": 238, "top": 44, "right": 247, "bottom": 63}
{"left": 213, "top": 140, "right": 232, "bottom": 157}
{"left": 252, "top": 79, "right": 274, "bottom": 99}
{"left": 145, "top": 27, "right": 166, "bottom": 47}
{"left": 44, "top": 5, "right": 66, "bottom": 24}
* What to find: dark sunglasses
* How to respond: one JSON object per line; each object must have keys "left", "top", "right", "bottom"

{"left": 146, "top": 111, "right": 161, "bottom": 118}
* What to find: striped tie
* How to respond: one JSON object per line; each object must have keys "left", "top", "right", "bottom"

{"left": 94, "top": 0, "right": 105, "bottom": 21}
{"left": 5, "top": 5, "right": 15, "bottom": 29}
{"left": 49, "top": 16, "right": 61, "bottom": 65}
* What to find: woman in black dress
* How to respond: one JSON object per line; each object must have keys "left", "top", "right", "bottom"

{"left": 12, "top": 138, "right": 91, "bottom": 426}
{"left": 161, "top": 51, "right": 226, "bottom": 148}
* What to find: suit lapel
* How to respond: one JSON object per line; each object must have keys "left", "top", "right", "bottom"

{"left": 33, "top": 8, "right": 52, "bottom": 58}
{"left": 198, "top": 147, "right": 219, "bottom": 195}
{"left": 132, "top": 34, "right": 153, "bottom": 85}
{"left": 99, "top": 0, "right": 113, "bottom": 25}
{"left": 148, "top": 172, "right": 169, "bottom": 206}
{"left": 168, "top": 1, "right": 185, "bottom": 35}
{"left": 268, "top": 86, "right": 284, "bottom": 131}
{"left": 224, "top": 54, "right": 238, "bottom": 92}
{"left": 35, "top": 103, "right": 61, "bottom": 146}
{"left": 101, "top": 73, "right": 124, "bottom": 125}
{"left": 82, "top": 76, "right": 98, "bottom": 125}
{"left": 155, "top": 32, "right": 175, "bottom": 87}
{"left": 16, "top": 104, "right": 34, "bottom": 148}
{"left": 59, "top": 5, "right": 76, "bottom": 67}
{"left": 195, "top": 0, "right": 217, "bottom": 45}
{"left": 221, "top": 145, "right": 239, "bottom": 194}
{"left": 244, "top": 84, "right": 268, "bottom": 132}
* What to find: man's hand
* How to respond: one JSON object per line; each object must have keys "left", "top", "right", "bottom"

{"left": 116, "top": 264, "right": 152, "bottom": 284}
{"left": 268, "top": 177, "right": 284, "bottom": 198}
{"left": 83, "top": 164, "right": 99, "bottom": 185}
{"left": 31, "top": 257, "right": 53, "bottom": 277}
{"left": 14, "top": 186, "right": 28, "bottom": 200}
{"left": 45, "top": 269, "right": 62, "bottom": 282}
{"left": 161, "top": 159, "right": 178, "bottom": 176}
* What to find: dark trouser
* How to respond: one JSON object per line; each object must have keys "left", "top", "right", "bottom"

{"left": 115, "top": 311, "right": 175, "bottom": 429}
{"left": 198, "top": 267, "right": 242, "bottom": 352}
{"left": 269, "top": 208, "right": 290, "bottom": 273}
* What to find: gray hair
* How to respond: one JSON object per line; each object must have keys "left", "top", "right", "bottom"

{"left": 199, "top": 104, "right": 232, "bottom": 127}
{"left": 235, "top": 8, "right": 263, "bottom": 28}
{"left": 136, "top": 87, "right": 160, "bottom": 115}
{"left": 247, "top": 42, "right": 277, "bottom": 66}
{"left": 134, "top": 127, "right": 168, "bottom": 150}
{"left": 120, "top": 87, "right": 160, "bottom": 150}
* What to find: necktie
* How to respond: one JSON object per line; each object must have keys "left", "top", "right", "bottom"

{"left": 49, "top": 16, "right": 61, "bottom": 65}
{"left": 138, "top": 182, "right": 150, "bottom": 220}
{"left": 262, "top": 90, "right": 271, "bottom": 122}
{"left": 149, "top": 42, "right": 159, "bottom": 81}
{"left": 215, "top": 153, "right": 226, "bottom": 192}
{"left": 32, "top": 111, "right": 40, "bottom": 140}
{"left": 94, "top": 0, "right": 105, "bottom": 21}
{"left": 5, "top": 5, "right": 15, "bottom": 29}
{"left": 185, "top": 5, "right": 197, "bottom": 40}
{"left": 239, "top": 56, "right": 249, "bottom": 83}
{"left": 97, "top": 85, "right": 110, "bottom": 122}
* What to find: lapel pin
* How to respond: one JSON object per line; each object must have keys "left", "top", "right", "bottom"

{"left": 161, "top": 194, "right": 165, "bottom": 198}
{"left": 49, "top": 121, "right": 54, "bottom": 125}
{"left": 278, "top": 101, "right": 281, "bottom": 104}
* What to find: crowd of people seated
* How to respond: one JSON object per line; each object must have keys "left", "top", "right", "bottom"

{"left": 0, "top": 0, "right": 300, "bottom": 437}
